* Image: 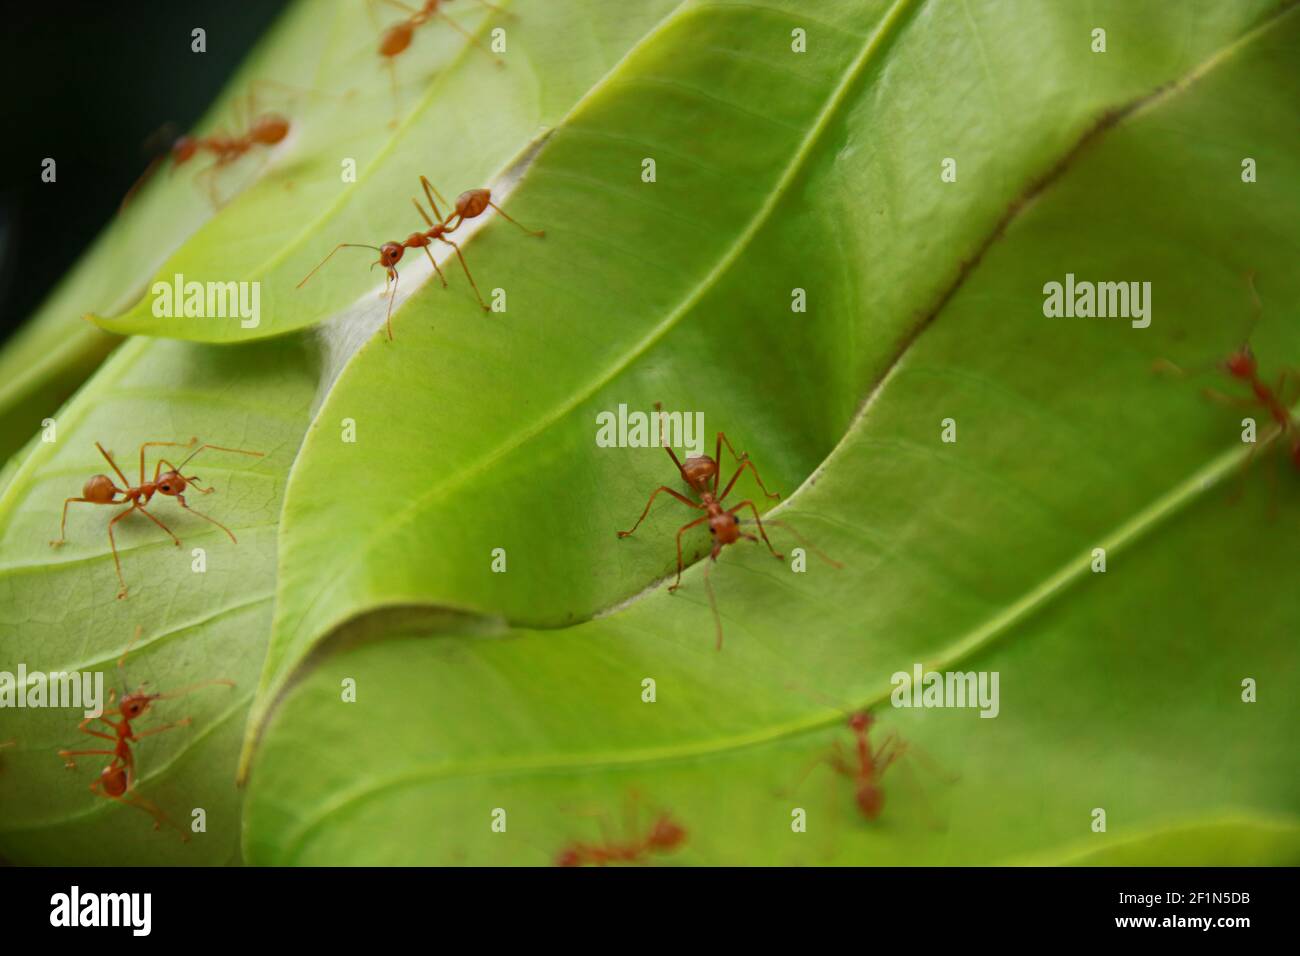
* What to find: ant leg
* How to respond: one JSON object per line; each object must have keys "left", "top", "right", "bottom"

{"left": 110, "top": 789, "right": 191, "bottom": 842}
{"left": 177, "top": 443, "right": 264, "bottom": 465}
{"left": 486, "top": 201, "right": 544, "bottom": 237}
{"left": 194, "top": 163, "right": 224, "bottom": 209}
{"left": 384, "top": 268, "right": 399, "bottom": 340}
{"left": 58, "top": 748, "right": 118, "bottom": 770}
{"left": 617, "top": 486, "right": 702, "bottom": 539}
{"left": 1201, "top": 388, "right": 1257, "bottom": 409}
{"left": 51, "top": 498, "right": 106, "bottom": 547}
{"left": 174, "top": 494, "right": 238, "bottom": 543}
{"left": 132, "top": 718, "right": 193, "bottom": 741}
{"left": 106, "top": 505, "right": 139, "bottom": 600}
{"left": 95, "top": 442, "right": 132, "bottom": 488}
{"left": 433, "top": 10, "right": 503, "bottom": 64}
{"left": 140, "top": 438, "right": 197, "bottom": 485}
{"left": 714, "top": 432, "right": 780, "bottom": 499}
{"left": 729, "top": 501, "right": 782, "bottom": 560}
{"left": 719, "top": 458, "right": 780, "bottom": 503}
{"left": 421, "top": 244, "right": 449, "bottom": 288}
{"left": 135, "top": 506, "right": 181, "bottom": 547}
{"left": 435, "top": 236, "right": 488, "bottom": 311}
{"left": 419, "top": 177, "right": 449, "bottom": 223}
{"left": 702, "top": 558, "right": 723, "bottom": 649}
{"left": 470, "top": 0, "right": 516, "bottom": 18}
{"left": 762, "top": 518, "right": 843, "bottom": 568}
{"left": 668, "top": 515, "right": 710, "bottom": 591}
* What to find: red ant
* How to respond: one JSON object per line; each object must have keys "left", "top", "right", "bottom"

{"left": 297, "top": 174, "right": 543, "bottom": 339}
{"left": 815, "top": 711, "right": 906, "bottom": 821}
{"left": 784, "top": 683, "right": 953, "bottom": 828}
{"left": 121, "top": 83, "right": 297, "bottom": 209}
{"left": 373, "top": 0, "right": 507, "bottom": 117}
{"left": 58, "top": 629, "right": 234, "bottom": 841}
{"left": 49, "top": 438, "right": 264, "bottom": 600}
{"left": 1156, "top": 272, "right": 1300, "bottom": 472}
{"left": 617, "top": 409, "right": 837, "bottom": 648}
{"left": 554, "top": 797, "right": 687, "bottom": 867}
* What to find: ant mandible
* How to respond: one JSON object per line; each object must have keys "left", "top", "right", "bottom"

{"left": 297, "top": 174, "right": 543, "bottom": 339}
{"left": 1156, "top": 272, "right": 1300, "bottom": 472}
{"left": 554, "top": 797, "right": 687, "bottom": 867}
{"left": 59, "top": 629, "right": 234, "bottom": 840}
{"left": 49, "top": 438, "right": 264, "bottom": 600}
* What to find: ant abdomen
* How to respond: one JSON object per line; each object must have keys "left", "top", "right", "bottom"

{"left": 456, "top": 188, "right": 491, "bottom": 219}
{"left": 380, "top": 22, "right": 415, "bottom": 57}
{"left": 857, "top": 784, "right": 884, "bottom": 820}
{"left": 83, "top": 475, "right": 118, "bottom": 503}
{"left": 252, "top": 114, "right": 290, "bottom": 145}
{"left": 681, "top": 455, "right": 717, "bottom": 490}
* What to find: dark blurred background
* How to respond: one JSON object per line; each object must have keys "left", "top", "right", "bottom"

{"left": 0, "top": 0, "right": 291, "bottom": 345}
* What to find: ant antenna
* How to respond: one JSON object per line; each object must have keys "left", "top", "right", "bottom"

{"left": 298, "top": 244, "right": 385, "bottom": 289}
{"left": 154, "top": 679, "right": 236, "bottom": 700}
{"left": 1241, "top": 269, "right": 1263, "bottom": 346}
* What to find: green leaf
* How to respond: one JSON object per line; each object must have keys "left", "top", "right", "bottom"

{"left": 242, "top": 0, "right": 1300, "bottom": 863}
{"left": 0, "top": 334, "right": 318, "bottom": 864}
{"left": 0, "top": 0, "right": 702, "bottom": 863}
{"left": 0, "top": 2, "right": 332, "bottom": 463}
{"left": 90, "top": 0, "right": 684, "bottom": 342}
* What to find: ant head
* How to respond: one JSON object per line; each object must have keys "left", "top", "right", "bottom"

{"left": 1224, "top": 346, "right": 1256, "bottom": 380}
{"left": 251, "top": 113, "right": 290, "bottom": 146}
{"left": 171, "top": 135, "right": 199, "bottom": 165}
{"left": 456, "top": 188, "right": 491, "bottom": 219}
{"left": 120, "top": 692, "right": 158, "bottom": 721}
{"left": 647, "top": 815, "right": 687, "bottom": 851}
{"left": 708, "top": 510, "right": 741, "bottom": 544}
{"left": 681, "top": 454, "right": 717, "bottom": 491}
{"left": 380, "top": 21, "right": 414, "bottom": 57}
{"left": 856, "top": 783, "right": 884, "bottom": 820}
{"left": 99, "top": 764, "right": 130, "bottom": 797}
{"left": 154, "top": 471, "right": 188, "bottom": 497}
{"left": 848, "top": 711, "right": 873, "bottom": 734}
{"left": 378, "top": 242, "right": 405, "bottom": 268}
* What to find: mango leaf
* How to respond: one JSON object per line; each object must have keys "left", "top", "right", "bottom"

{"left": 242, "top": 0, "right": 1300, "bottom": 863}
{"left": 0, "top": 0, "right": 681, "bottom": 863}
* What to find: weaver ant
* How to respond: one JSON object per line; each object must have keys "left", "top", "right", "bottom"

{"left": 1156, "top": 272, "right": 1300, "bottom": 473}
{"left": 58, "top": 629, "right": 234, "bottom": 840}
{"left": 617, "top": 409, "right": 837, "bottom": 648}
{"left": 784, "top": 690, "right": 950, "bottom": 828}
{"left": 120, "top": 82, "right": 301, "bottom": 210}
{"left": 297, "top": 174, "right": 543, "bottom": 339}
{"left": 373, "top": 0, "right": 507, "bottom": 120}
{"left": 49, "top": 438, "right": 264, "bottom": 600}
{"left": 554, "top": 795, "right": 687, "bottom": 867}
